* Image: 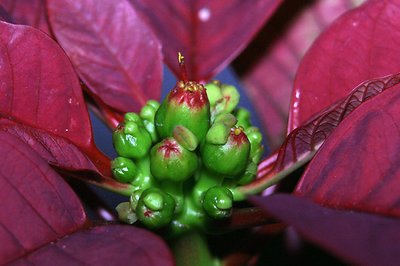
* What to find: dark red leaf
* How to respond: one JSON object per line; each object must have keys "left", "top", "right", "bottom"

{"left": 0, "top": 119, "right": 97, "bottom": 170}
{"left": 0, "top": 0, "right": 51, "bottom": 34}
{"left": 47, "top": 0, "right": 163, "bottom": 115}
{"left": 234, "top": 0, "right": 364, "bottom": 149}
{"left": 0, "top": 131, "right": 87, "bottom": 265}
{"left": 0, "top": 119, "right": 132, "bottom": 193}
{"left": 0, "top": 21, "right": 89, "bottom": 149}
{"left": 252, "top": 194, "right": 400, "bottom": 266}
{"left": 289, "top": 0, "right": 400, "bottom": 131}
{"left": 12, "top": 225, "right": 174, "bottom": 266}
{"left": 129, "top": 0, "right": 282, "bottom": 81}
{"left": 0, "top": 132, "right": 173, "bottom": 265}
{"left": 295, "top": 76, "right": 400, "bottom": 216}
{"left": 0, "top": 21, "right": 110, "bottom": 175}
{"left": 241, "top": 73, "right": 400, "bottom": 198}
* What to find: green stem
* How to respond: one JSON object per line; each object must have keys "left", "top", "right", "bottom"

{"left": 96, "top": 179, "right": 135, "bottom": 196}
{"left": 132, "top": 156, "right": 157, "bottom": 191}
{"left": 232, "top": 151, "right": 316, "bottom": 200}
{"left": 192, "top": 168, "right": 224, "bottom": 207}
{"left": 55, "top": 167, "right": 135, "bottom": 196}
{"left": 170, "top": 231, "right": 221, "bottom": 266}
{"left": 162, "top": 180, "right": 184, "bottom": 213}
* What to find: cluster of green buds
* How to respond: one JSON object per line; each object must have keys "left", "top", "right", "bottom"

{"left": 113, "top": 62, "right": 263, "bottom": 235}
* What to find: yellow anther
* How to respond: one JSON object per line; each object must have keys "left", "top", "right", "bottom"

{"left": 178, "top": 52, "right": 185, "bottom": 64}
{"left": 177, "top": 80, "right": 185, "bottom": 88}
{"left": 233, "top": 127, "right": 243, "bottom": 135}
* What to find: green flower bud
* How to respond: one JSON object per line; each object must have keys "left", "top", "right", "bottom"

{"left": 136, "top": 188, "right": 175, "bottom": 229}
{"left": 130, "top": 189, "right": 143, "bottom": 210}
{"left": 173, "top": 125, "right": 198, "bottom": 151}
{"left": 206, "top": 113, "right": 238, "bottom": 145}
{"left": 112, "top": 121, "right": 152, "bottom": 159}
{"left": 202, "top": 186, "right": 233, "bottom": 219}
{"left": 140, "top": 100, "right": 160, "bottom": 121}
{"left": 235, "top": 108, "right": 251, "bottom": 129}
{"left": 219, "top": 84, "right": 240, "bottom": 114}
{"left": 214, "top": 113, "right": 237, "bottom": 127}
{"left": 140, "top": 100, "right": 160, "bottom": 143}
{"left": 124, "top": 112, "right": 142, "bottom": 124}
{"left": 245, "top": 127, "right": 264, "bottom": 161}
{"left": 237, "top": 127, "right": 264, "bottom": 185}
{"left": 206, "top": 122, "right": 231, "bottom": 145}
{"left": 201, "top": 127, "right": 250, "bottom": 177}
{"left": 116, "top": 202, "right": 137, "bottom": 224}
{"left": 155, "top": 80, "right": 210, "bottom": 142}
{"left": 207, "top": 81, "right": 240, "bottom": 121}
{"left": 111, "top": 157, "right": 137, "bottom": 183}
{"left": 150, "top": 138, "right": 198, "bottom": 182}
{"left": 205, "top": 81, "right": 223, "bottom": 106}
{"left": 130, "top": 158, "right": 158, "bottom": 192}
{"left": 237, "top": 160, "right": 258, "bottom": 185}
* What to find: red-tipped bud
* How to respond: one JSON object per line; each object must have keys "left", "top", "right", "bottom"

{"left": 155, "top": 80, "right": 210, "bottom": 142}
{"left": 201, "top": 126, "right": 250, "bottom": 177}
{"left": 150, "top": 138, "right": 198, "bottom": 182}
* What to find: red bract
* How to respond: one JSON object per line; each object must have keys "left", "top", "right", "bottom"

{"left": 47, "top": 0, "right": 163, "bottom": 126}
{"left": 129, "top": 0, "right": 283, "bottom": 81}
{"left": 296, "top": 80, "right": 400, "bottom": 216}
{"left": 0, "top": 21, "right": 111, "bottom": 176}
{"left": 289, "top": 0, "right": 400, "bottom": 131}
{"left": 0, "top": 21, "right": 89, "bottom": 148}
{"left": 0, "top": 131, "right": 173, "bottom": 265}
{"left": 0, "top": 132, "right": 86, "bottom": 265}
{"left": 234, "top": 0, "right": 365, "bottom": 149}
{"left": 252, "top": 194, "right": 400, "bottom": 266}
{"left": 234, "top": 73, "right": 400, "bottom": 198}
{"left": 0, "top": 0, "right": 50, "bottom": 34}
{"left": 15, "top": 225, "right": 174, "bottom": 265}
{"left": 2, "top": 0, "right": 400, "bottom": 264}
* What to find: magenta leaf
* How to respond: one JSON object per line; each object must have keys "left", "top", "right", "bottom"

{"left": 0, "top": 0, "right": 51, "bottom": 34}
{"left": 13, "top": 225, "right": 174, "bottom": 266}
{"left": 241, "top": 73, "right": 400, "bottom": 198}
{"left": 289, "top": 0, "right": 400, "bottom": 131}
{"left": 0, "top": 131, "right": 87, "bottom": 265}
{"left": 47, "top": 0, "right": 163, "bottom": 115}
{"left": 234, "top": 0, "right": 364, "bottom": 149}
{"left": 295, "top": 75, "right": 400, "bottom": 216}
{"left": 252, "top": 194, "right": 400, "bottom": 266}
{"left": 129, "top": 0, "right": 283, "bottom": 81}
{"left": 0, "top": 21, "right": 111, "bottom": 175}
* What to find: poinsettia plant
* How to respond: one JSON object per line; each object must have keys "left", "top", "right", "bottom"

{"left": 1, "top": 0, "right": 400, "bottom": 265}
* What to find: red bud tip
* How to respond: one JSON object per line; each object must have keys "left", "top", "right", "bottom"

{"left": 157, "top": 139, "right": 181, "bottom": 158}
{"left": 169, "top": 81, "right": 209, "bottom": 109}
{"left": 230, "top": 127, "right": 248, "bottom": 145}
